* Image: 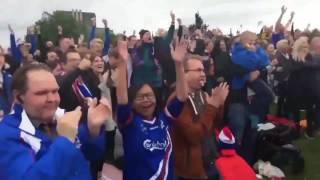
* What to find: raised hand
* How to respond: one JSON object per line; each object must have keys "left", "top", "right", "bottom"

{"left": 177, "top": 18, "right": 182, "bottom": 26}
{"left": 249, "top": 70, "right": 260, "bottom": 82}
{"left": 56, "top": 106, "right": 82, "bottom": 142}
{"left": 8, "top": 24, "right": 14, "bottom": 34}
{"left": 78, "top": 57, "right": 92, "bottom": 70}
{"left": 87, "top": 98, "right": 112, "bottom": 137}
{"left": 78, "top": 34, "right": 84, "bottom": 44}
{"left": 35, "top": 25, "right": 41, "bottom": 34}
{"left": 102, "top": 19, "right": 108, "bottom": 28}
{"left": 290, "top": 11, "right": 295, "bottom": 20}
{"left": 57, "top": 25, "right": 63, "bottom": 34}
{"left": 281, "top": 5, "right": 287, "bottom": 14}
{"left": 170, "top": 11, "right": 175, "bottom": 21}
{"left": 206, "top": 82, "right": 229, "bottom": 108}
{"left": 170, "top": 38, "right": 188, "bottom": 63}
{"left": 91, "top": 17, "right": 96, "bottom": 26}
{"left": 117, "top": 39, "right": 129, "bottom": 61}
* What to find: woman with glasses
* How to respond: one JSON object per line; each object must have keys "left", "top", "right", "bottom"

{"left": 115, "top": 39, "right": 188, "bottom": 180}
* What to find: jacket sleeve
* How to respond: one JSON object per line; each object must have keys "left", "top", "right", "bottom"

{"left": 78, "top": 122, "right": 106, "bottom": 161}
{"left": 165, "top": 24, "right": 175, "bottom": 43}
{"left": 88, "top": 25, "right": 96, "bottom": 47}
{"left": 4, "top": 73, "right": 13, "bottom": 112}
{"left": 10, "top": 33, "right": 22, "bottom": 65}
{"left": 175, "top": 104, "right": 218, "bottom": 145}
{"left": 0, "top": 136, "right": 83, "bottom": 180}
{"left": 177, "top": 25, "right": 183, "bottom": 41}
{"left": 38, "top": 34, "right": 48, "bottom": 62}
{"left": 29, "top": 34, "right": 37, "bottom": 55}
{"left": 103, "top": 28, "right": 111, "bottom": 56}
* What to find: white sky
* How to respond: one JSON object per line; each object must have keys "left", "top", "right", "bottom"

{"left": 0, "top": 0, "right": 319, "bottom": 48}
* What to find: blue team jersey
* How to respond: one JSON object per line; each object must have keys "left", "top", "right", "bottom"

{"left": 117, "top": 97, "right": 183, "bottom": 180}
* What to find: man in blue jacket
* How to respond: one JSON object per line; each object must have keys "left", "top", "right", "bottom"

{"left": 0, "top": 63, "right": 110, "bottom": 180}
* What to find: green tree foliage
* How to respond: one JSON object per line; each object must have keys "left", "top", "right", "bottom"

{"left": 36, "top": 11, "right": 87, "bottom": 43}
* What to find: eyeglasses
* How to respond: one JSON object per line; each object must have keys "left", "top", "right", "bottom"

{"left": 135, "top": 93, "right": 155, "bottom": 101}
{"left": 185, "top": 68, "right": 205, "bottom": 73}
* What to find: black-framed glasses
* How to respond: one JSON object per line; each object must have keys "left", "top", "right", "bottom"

{"left": 135, "top": 93, "right": 155, "bottom": 101}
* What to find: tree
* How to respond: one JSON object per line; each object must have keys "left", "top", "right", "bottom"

{"left": 36, "top": 11, "right": 87, "bottom": 43}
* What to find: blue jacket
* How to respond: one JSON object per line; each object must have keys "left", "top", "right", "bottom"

{"left": 231, "top": 42, "right": 269, "bottom": 89}
{"left": 0, "top": 104, "right": 105, "bottom": 180}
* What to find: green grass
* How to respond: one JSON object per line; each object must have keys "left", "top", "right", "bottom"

{"left": 269, "top": 103, "right": 320, "bottom": 180}
{"left": 287, "top": 137, "right": 320, "bottom": 180}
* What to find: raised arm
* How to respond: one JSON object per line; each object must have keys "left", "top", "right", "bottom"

{"left": 27, "top": 26, "right": 37, "bottom": 55}
{"left": 8, "top": 24, "right": 22, "bottom": 64}
{"left": 170, "top": 38, "right": 188, "bottom": 101}
{"left": 102, "top": 19, "right": 110, "bottom": 56}
{"left": 116, "top": 40, "right": 129, "bottom": 105}
{"left": 275, "top": 5, "right": 287, "bottom": 33}
{"left": 177, "top": 18, "right": 183, "bottom": 41}
{"left": 88, "top": 17, "right": 96, "bottom": 47}
{"left": 165, "top": 11, "right": 175, "bottom": 42}
{"left": 55, "top": 25, "right": 63, "bottom": 46}
{"left": 285, "top": 11, "right": 295, "bottom": 30}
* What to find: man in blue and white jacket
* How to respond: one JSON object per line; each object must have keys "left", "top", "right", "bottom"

{"left": 0, "top": 64, "right": 110, "bottom": 180}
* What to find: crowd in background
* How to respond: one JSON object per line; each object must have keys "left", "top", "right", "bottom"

{"left": 0, "top": 5, "right": 319, "bottom": 180}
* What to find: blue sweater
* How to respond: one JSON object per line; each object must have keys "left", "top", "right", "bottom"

{"left": 117, "top": 97, "right": 183, "bottom": 180}
{"left": 0, "top": 104, "right": 105, "bottom": 180}
{"left": 231, "top": 43, "right": 269, "bottom": 89}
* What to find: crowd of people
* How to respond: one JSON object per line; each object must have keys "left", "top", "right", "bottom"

{"left": 0, "top": 5, "right": 319, "bottom": 180}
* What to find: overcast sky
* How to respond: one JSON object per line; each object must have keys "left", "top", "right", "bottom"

{"left": 0, "top": 0, "right": 319, "bottom": 47}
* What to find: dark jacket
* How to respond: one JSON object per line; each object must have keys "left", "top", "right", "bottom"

{"left": 59, "top": 68, "right": 101, "bottom": 114}
{"left": 154, "top": 25, "right": 182, "bottom": 85}
{"left": 130, "top": 43, "right": 162, "bottom": 87}
{"left": 274, "top": 51, "right": 293, "bottom": 82}
{"left": 287, "top": 54, "right": 320, "bottom": 109}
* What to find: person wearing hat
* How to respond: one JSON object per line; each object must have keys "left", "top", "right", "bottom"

{"left": 130, "top": 27, "right": 162, "bottom": 89}
{"left": 215, "top": 127, "right": 256, "bottom": 180}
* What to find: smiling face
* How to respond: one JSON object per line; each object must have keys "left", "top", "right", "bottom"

{"left": 91, "top": 56, "right": 105, "bottom": 74}
{"left": 185, "top": 58, "right": 206, "bottom": 92}
{"left": 132, "top": 84, "right": 156, "bottom": 120}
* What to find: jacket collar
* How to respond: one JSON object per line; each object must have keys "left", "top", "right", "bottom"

{"left": 11, "top": 104, "right": 65, "bottom": 136}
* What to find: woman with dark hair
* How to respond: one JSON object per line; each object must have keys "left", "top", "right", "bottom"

{"left": 116, "top": 39, "right": 188, "bottom": 180}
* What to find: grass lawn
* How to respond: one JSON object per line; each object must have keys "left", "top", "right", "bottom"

{"left": 269, "top": 104, "right": 320, "bottom": 179}
{"left": 287, "top": 137, "right": 320, "bottom": 180}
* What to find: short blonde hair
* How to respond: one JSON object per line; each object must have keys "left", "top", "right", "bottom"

{"left": 90, "top": 38, "right": 104, "bottom": 47}
{"left": 276, "top": 39, "right": 289, "bottom": 50}
{"left": 240, "top": 31, "right": 257, "bottom": 44}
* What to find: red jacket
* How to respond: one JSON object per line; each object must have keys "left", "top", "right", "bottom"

{"left": 215, "top": 149, "right": 256, "bottom": 180}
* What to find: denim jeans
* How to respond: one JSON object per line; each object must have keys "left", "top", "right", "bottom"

{"left": 227, "top": 103, "right": 248, "bottom": 145}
